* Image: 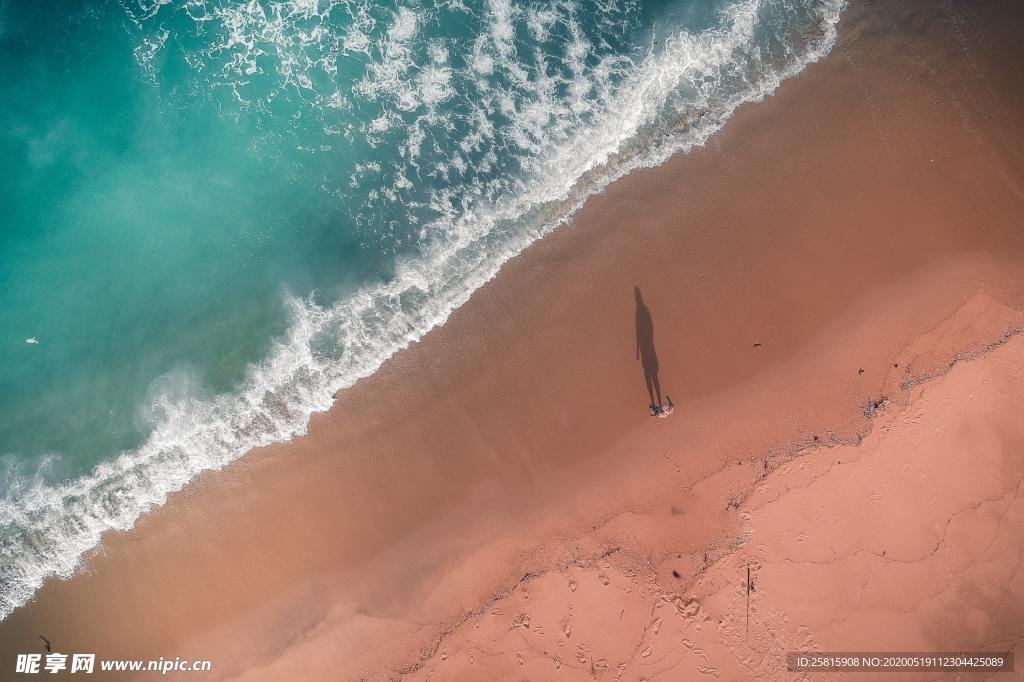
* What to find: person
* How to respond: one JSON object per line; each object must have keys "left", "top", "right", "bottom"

{"left": 650, "top": 396, "right": 675, "bottom": 418}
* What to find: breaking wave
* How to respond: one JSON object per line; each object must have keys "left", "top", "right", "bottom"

{"left": 1, "top": 0, "right": 844, "bottom": 619}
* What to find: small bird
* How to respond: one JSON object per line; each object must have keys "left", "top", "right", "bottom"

{"left": 25, "top": 337, "right": 39, "bottom": 345}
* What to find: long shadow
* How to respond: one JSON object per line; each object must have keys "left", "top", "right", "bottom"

{"left": 634, "top": 286, "right": 663, "bottom": 409}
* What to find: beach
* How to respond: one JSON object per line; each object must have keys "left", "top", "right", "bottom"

{"left": 4, "top": 0, "right": 1024, "bottom": 679}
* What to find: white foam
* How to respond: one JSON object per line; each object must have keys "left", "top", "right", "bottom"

{"left": 2, "top": 0, "right": 846, "bottom": 621}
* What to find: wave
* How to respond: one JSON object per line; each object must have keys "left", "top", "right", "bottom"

{"left": 0, "top": 0, "right": 844, "bottom": 620}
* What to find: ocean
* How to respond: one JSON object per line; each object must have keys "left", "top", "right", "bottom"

{"left": 0, "top": 0, "right": 843, "bottom": 619}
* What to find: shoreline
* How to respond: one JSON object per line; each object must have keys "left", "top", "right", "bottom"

{"left": 4, "top": 1, "right": 1024, "bottom": 679}
{"left": 0, "top": 0, "right": 846, "bottom": 625}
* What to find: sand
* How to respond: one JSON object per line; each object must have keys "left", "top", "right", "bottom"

{"left": 4, "top": 0, "right": 1024, "bottom": 679}
{"left": 407, "top": 296, "right": 1024, "bottom": 681}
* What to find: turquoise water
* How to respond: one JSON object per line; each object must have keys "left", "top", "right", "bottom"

{"left": 0, "top": 0, "right": 844, "bottom": 618}
{"left": 1, "top": 0, "right": 401, "bottom": 482}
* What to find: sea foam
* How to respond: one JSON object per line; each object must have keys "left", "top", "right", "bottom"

{"left": 1, "top": 0, "right": 844, "bottom": 620}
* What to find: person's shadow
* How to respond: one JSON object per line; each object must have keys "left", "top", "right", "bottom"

{"left": 634, "top": 286, "right": 663, "bottom": 409}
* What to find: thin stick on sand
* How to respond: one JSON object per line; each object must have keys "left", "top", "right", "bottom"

{"left": 746, "top": 565, "right": 751, "bottom": 641}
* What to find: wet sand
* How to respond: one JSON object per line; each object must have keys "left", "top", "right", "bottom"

{"left": 4, "top": 0, "right": 1024, "bottom": 679}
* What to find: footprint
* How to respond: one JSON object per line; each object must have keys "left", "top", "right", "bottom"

{"left": 554, "top": 657, "right": 561, "bottom": 670}
{"left": 641, "top": 647, "right": 653, "bottom": 658}
{"left": 599, "top": 574, "right": 610, "bottom": 586}
{"left": 513, "top": 613, "right": 531, "bottom": 629}
{"left": 440, "top": 650, "right": 448, "bottom": 661}
{"left": 676, "top": 599, "right": 701, "bottom": 618}
{"left": 515, "top": 652, "right": 524, "bottom": 666}
{"left": 652, "top": 617, "right": 663, "bottom": 635}
{"left": 697, "top": 666, "right": 719, "bottom": 677}
{"left": 569, "top": 578, "right": 578, "bottom": 592}
{"left": 563, "top": 623, "right": 572, "bottom": 639}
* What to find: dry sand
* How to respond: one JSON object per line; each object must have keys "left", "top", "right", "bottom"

{"left": 4, "top": 1, "right": 1024, "bottom": 680}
